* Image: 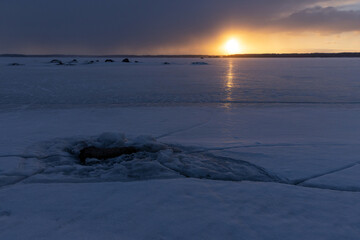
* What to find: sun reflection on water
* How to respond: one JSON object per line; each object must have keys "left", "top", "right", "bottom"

{"left": 224, "top": 60, "right": 234, "bottom": 108}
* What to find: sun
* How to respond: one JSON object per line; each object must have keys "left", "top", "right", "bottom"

{"left": 224, "top": 38, "right": 242, "bottom": 55}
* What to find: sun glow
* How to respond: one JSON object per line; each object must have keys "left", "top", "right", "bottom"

{"left": 224, "top": 38, "right": 242, "bottom": 55}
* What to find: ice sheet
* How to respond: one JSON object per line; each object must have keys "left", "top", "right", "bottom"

{"left": 1, "top": 179, "right": 360, "bottom": 240}
{"left": 1, "top": 106, "right": 360, "bottom": 190}
{"left": 2, "top": 57, "right": 360, "bottom": 239}
{"left": 2, "top": 57, "right": 360, "bottom": 109}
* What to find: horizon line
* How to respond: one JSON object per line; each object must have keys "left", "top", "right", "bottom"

{"left": 2, "top": 52, "right": 360, "bottom": 58}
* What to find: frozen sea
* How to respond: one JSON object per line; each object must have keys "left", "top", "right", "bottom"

{"left": 1, "top": 57, "right": 360, "bottom": 239}
{"left": 2, "top": 57, "right": 360, "bottom": 108}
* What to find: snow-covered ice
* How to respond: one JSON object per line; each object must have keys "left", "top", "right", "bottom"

{"left": 2, "top": 179, "right": 360, "bottom": 240}
{"left": 2, "top": 57, "right": 360, "bottom": 108}
{"left": 1, "top": 57, "right": 360, "bottom": 239}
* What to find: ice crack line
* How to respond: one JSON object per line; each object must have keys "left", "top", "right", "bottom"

{"left": 156, "top": 119, "right": 211, "bottom": 139}
{"left": 293, "top": 160, "right": 360, "bottom": 185}
{"left": 0, "top": 154, "right": 67, "bottom": 189}
{"left": 200, "top": 153, "right": 360, "bottom": 193}
{"left": 203, "top": 153, "right": 288, "bottom": 183}
{"left": 0, "top": 168, "right": 45, "bottom": 189}
{"left": 0, "top": 154, "right": 71, "bottom": 159}
{"left": 188, "top": 143, "right": 350, "bottom": 154}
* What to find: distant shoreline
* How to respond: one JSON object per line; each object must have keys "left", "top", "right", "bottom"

{"left": 2, "top": 53, "right": 360, "bottom": 58}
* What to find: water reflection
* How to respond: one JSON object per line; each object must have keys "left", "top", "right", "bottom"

{"left": 224, "top": 60, "right": 234, "bottom": 108}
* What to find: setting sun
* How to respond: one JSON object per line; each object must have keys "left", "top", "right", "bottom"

{"left": 224, "top": 38, "right": 242, "bottom": 55}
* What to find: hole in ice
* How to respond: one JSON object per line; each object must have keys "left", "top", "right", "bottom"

{"left": 78, "top": 146, "right": 140, "bottom": 165}
{"left": 23, "top": 133, "right": 283, "bottom": 183}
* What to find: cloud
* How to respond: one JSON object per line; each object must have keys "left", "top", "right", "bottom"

{"left": 276, "top": 6, "right": 360, "bottom": 33}
{"left": 0, "top": 0, "right": 358, "bottom": 54}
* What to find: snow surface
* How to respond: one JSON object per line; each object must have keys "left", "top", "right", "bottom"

{"left": 2, "top": 179, "right": 360, "bottom": 240}
{"left": 1, "top": 57, "right": 360, "bottom": 239}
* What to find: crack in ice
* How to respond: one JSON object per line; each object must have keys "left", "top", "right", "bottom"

{"left": 188, "top": 143, "right": 351, "bottom": 154}
{"left": 156, "top": 119, "right": 212, "bottom": 139}
{"left": 293, "top": 161, "right": 360, "bottom": 185}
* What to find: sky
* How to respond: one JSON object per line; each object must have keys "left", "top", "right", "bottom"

{"left": 1, "top": 0, "right": 360, "bottom": 55}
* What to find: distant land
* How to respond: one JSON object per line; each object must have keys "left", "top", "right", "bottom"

{"left": 231, "top": 53, "right": 360, "bottom": 58}
{"left": 2, "top": 53, "right": 360, "bottom": 58}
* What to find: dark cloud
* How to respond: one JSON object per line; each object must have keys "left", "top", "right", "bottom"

{"left": 0, "top": 0, "right": 356, "bottom": 54}
{"left": 277, "top": 6, "right": 360, "bottom": 33}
